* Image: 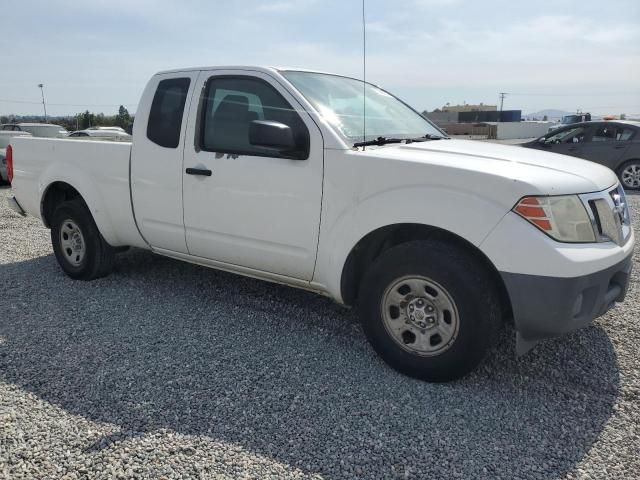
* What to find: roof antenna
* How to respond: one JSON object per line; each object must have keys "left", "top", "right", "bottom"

{"left": 362, "top": 0, "right": 366, "bottom": 150}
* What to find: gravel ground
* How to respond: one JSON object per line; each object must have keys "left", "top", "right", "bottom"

{"left": 0, "top": 185, "right": 638, "bottom": 479}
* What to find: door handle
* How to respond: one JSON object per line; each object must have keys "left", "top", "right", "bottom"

{"left": 614, "top": 145, "right": 625, "bottom": 149}
{"left": 568, "top": 147, "right": 577, "bottom": 151}
{"left": 185, "top": 167, "right": 212, "bottom": 176}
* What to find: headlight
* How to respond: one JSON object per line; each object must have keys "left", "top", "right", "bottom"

{"left": 513, "top": 195, "right": 595, "bottom": 242}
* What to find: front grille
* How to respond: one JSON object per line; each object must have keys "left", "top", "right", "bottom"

{"left": 610, "top": 186, "right": 630, "bottom": 226}
{"left": 582, "top": 185, "right": 631, "bottom": 246}
{"left": 593, "top": 198, "right": 623, "bottom": 245}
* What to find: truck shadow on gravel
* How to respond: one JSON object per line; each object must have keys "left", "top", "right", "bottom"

{"left": 0, "top": 249, "right": 621, "bottom": 479}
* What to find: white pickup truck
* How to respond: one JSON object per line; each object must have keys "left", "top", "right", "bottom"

{"left": 6, "top": 66, "right": 634, "bottom": 381}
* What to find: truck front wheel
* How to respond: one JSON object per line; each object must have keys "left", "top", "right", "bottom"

{"left": 358, "top": 240, "right": 500, "bottom": 382}
{"left": 51, "top": 199, "right": 115, "bottom": 280}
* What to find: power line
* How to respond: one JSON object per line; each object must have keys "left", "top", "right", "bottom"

{"left": 508, "top": 92, "right": 639, "bottom": 97}
{"left": 0, "top": 98, "right": 137, "bottom": 107}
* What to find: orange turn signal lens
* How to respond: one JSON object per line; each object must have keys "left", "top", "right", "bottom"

{"left": 514, "top": 196, "right": 552, "bottom": 231}
{"left": 512, "top": 195, "right": 596, "bottom": 242}
{"left": 514, "top": 205, "right": 546, "bottom": 218}
{"left": 530, "top": 218, "right": 552, "bottom": 231}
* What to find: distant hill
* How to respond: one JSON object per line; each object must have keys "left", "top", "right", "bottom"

{"left": 523, "top": 109, "right": 572, "bottom": 121}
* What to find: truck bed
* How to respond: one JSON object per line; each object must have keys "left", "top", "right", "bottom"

{"left": 10, "top": 137, "right": 146, "bottom": 248}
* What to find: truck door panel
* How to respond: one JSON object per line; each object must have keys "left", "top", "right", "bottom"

{"left": 182, "top": 70, "right": 323, "bottom": 280}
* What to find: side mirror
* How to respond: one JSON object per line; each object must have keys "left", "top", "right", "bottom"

{"left": 249, "top": 120, "right": 297, "bottom": 153}
{"left": 538, "top": 137, "right": 546, "bottom": 143}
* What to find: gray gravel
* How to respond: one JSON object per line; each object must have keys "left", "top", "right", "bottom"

{"left": 0, "top": 185, "right": 639, "bottom": 480}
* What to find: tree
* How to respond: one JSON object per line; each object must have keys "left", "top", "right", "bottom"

{"left": 620, "top": 113, "right": 626, "bottom": 120}
{"left": 115, "top": 105, "right": 132, "bottom": 132}
{"left": 542, "top": 115, "right": 548, "bottom": 121}
{"left": 79, "top": 110, "right": 96, "bottom": 129}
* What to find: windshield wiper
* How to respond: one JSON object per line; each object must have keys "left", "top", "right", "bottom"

{"left": 353, "top": 134, "right": 447, "bottom": 148}
{"left": 409, "top": 133, "right": 446, "bottom": 142}
{"left": 353, "top": 136, "right": 405, "bottom": 148}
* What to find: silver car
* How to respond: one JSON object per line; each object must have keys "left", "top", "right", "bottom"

{"left": 1, "top": 123, "right": 67, "bottom": 138}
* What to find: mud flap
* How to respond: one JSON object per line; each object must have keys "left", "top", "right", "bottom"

{"left": 515, "top": 332, "right": 539, "bottom": 356}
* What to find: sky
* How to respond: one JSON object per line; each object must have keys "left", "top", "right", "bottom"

{"left": 1, "top": 0, "right": 639, "bottom": 117}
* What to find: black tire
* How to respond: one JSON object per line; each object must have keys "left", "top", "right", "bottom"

{"left": 357, "top": 240, "right": 501, "bottom": 382}
{"left": 51, "top": 199, "right": 115, "bottom": 280}
{"left": 617, "top": 160, "right": 640, "bottom": 191}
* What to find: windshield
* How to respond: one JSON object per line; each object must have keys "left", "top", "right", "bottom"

{"left": 282, "top": 71, "right": 443, "bottom": 144}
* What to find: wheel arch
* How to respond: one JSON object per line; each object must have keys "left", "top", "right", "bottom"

{"left": 41, "top": 181, "right": 84, "bottom": 228}
{"left": 38, "top": 178, "right": 121, "bottom": 246}
{"left": 616, "top": 158, "right": 640, "bottom": 177}
{"left": 339, "top": 223, "right": 513, "bottom": 318}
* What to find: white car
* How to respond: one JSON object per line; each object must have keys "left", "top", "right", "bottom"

{"left": 6, "top": 66, "right": 634, "bottom": 381}
{"left": 1, "top": 123, "right": 67, "bottom": 138}
{"left": 67, "top": 127, "right": 132, "bottom": 141}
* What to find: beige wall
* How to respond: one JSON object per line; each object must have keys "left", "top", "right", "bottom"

{"left": 441, "top": 104, "right": 497, "bottom": 112}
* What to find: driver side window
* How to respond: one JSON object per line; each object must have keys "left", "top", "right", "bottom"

{"left": 199, "top": 76, "right": 309, "bottom": 160}
{"left": 545, "top": 127, "right": 586, "bottom": 144}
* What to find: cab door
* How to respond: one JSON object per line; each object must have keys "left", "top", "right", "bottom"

{"left": 181, "top": 70, "right": 323, "bottom": 280}
{"left": 131, "top": 72, "right": 199, "bottom": 253}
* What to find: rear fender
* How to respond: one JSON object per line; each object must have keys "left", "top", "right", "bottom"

{"left": 38, "top": 162, "right": 122, "bottom": 246}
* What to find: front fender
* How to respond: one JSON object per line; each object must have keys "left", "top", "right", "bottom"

{"left": 314, "top": 185, "right": 510, "bottom": 302}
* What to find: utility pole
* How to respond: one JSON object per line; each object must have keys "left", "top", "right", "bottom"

{"left": 38, "top": 84, "right": 47, "bottom": 122}
{"left": 498, "top": 92, "right": 507, "bottom": 112}
{"left": 498, "top": 92, "right": 507, "bottom": 123}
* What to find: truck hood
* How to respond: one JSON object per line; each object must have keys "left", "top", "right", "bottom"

{"left": 364, "top": 139, "right": 617, "bottom": 194}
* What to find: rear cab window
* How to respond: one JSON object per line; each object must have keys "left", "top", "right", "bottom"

{"left": 147, "top": 77, "right": 191, "bottom": 148}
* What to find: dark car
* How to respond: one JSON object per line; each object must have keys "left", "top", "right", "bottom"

{"left": 523, "top": 121, "right": 640, "bottom": 190}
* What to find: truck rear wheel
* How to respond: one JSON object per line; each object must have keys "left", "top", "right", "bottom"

{"left": 51, "top": 199, "right": 115, "bottom": 280}
{"left": 357, "top": 240, "right": 500, "bottom": 382}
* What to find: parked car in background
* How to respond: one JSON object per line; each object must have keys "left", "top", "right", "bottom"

{"left": 523, "top": 121, "right": 640, "bottom": 190}
{"left": 0, "top": 130, "right": 32, "bottom": 184}
{"left": 1, "top": 123, "right": 67, "bottom": 138}
{"left": 548, "top": 113, "right": 592, "bottom": 132}
{"left": 67, "top": 127, "right": 132, "bottom": 142}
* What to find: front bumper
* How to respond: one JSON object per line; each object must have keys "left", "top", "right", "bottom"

{"left": 501, "top": 251, "right": 633, "bottom": 355}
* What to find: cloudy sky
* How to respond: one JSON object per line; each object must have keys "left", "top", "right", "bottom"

{"left": 1, "top": 0, "right": 639, "bottom": 117}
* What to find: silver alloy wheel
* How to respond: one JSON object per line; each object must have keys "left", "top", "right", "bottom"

{"left": 381, "top": 275, "right": 460, "bottom": 356}
{"left": 621, "top": 163, "right": 640, "bottom": 189}
{"left": 59, "top": 219, "right": 86, "bottom": 267}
